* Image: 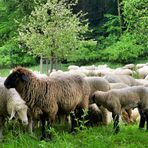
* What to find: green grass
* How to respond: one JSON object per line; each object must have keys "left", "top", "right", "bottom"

{"left": 0, "top": 58, "right": 148, "bottom": 77}
{"left": 1, "top": 123, "right": 148, "bottom": 148}
{"left": 0, "top": 63, "right": 71, "bottom": 77}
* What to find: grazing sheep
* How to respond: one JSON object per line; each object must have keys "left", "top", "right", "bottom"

{"left": 113, "top": 68, "right": 133, "bottom": 76}
{"left": 85, "top": 77, "right": 110, "bottom": 99}
{"left": 84, "top": 77, "right": 110, "bottom": 125}
{"left": 123, "top": 64, "right": 135, "bottom": 70}
{"left": 104, "top": 74, "right": 141, "bottom": 86}
{"left": 86, "top": 103, "right": 103, "bottom": 126}
{"left": 0, "top": 85, "right": 28, "bottom": 140}
{"left": 135, "top": 79, "right": 148, "bottom": 86}
{"left": 137, "top": 66, "right": 148, "bottom": 79}
{"left": 68, "top": 65, "right": 79, "bottom": 70}
{"left": 145, "top": 75, "right": 148, "bottom": 80}
{"left": 109, "top": 82, "right": 134, "bottom": 124}
{"left": 109, "top": 83, "right": 129, "bottom": 89}
{"left": 92, "top": 86, "right": 148, "bottom": 133}
{"left": 130, "top": 108, "right": 140, "bottom": 123}
{"left": 136, "top": 63, "right": 148, "bottom": 69}
{"left": 4, "top": 67, "right": 90, "bottom": 140}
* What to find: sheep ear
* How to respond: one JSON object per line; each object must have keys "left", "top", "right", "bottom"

{"left": 22, "top": 75, "right": 29, "bottom": 82}
{"left": 9, "top": 109, "right": 15, "bottom": 120}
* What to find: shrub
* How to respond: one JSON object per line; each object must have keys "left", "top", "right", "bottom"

{"left": 98, "top": 33, "right": 144, "bottom": 63}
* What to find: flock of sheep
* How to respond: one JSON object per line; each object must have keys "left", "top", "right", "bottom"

{"left": 1, "top": 62, "right": 148, "bottom": 141}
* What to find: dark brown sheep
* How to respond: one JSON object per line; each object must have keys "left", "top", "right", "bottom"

{"left": 4, "top": 67, "right": 90, "bottom": 140}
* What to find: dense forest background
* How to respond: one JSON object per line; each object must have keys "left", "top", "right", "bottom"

{"left": 0, "top": 0, "right": 147, "bottom": 68}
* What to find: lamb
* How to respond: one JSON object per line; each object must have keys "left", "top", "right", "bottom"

{"left": 4, "top": 67, "right": 90, "bottom": 140}
{"left": 84, "top": 77, "right": 110, "bottom": 125}
{"left": 92, "top": 86, "right": 148, "bottom": 133}
{"left": 103, "top": 74, "right": 141, "bottom": 86}
{"left": 0, "top": 84, "right": 28, "bottom": 140}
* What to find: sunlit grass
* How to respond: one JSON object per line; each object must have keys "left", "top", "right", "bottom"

{"left": 1, "top": 123, "right": 148, "bottom": 148}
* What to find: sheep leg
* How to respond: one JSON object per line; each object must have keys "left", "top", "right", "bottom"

{"left": 70, "top": 111, "right": 77, "bottom": 134}
{"left": 112, "top": 113, "right": 120, "bottom": 133}
{"left": 46, "top": 119, "right": 52, "bottom": 140}
{"left": 0, "top": 117, "right": 4, "bottom": 141}
{"left": 138, "top": 109, "right": 145, "bottom": 129}
{"left": 40, "top": 114, "right": 46, "bottom": 140}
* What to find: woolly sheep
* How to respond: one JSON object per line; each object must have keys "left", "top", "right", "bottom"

{"left": 4, "top": 67, "right": 90, "bottom": 140}
{"left": 103, "top": 74, "right": 141, "bottom": 86}
{"left": 136, "top": 63, "right": 148, "bottom": 69}
{"left": 0, "top": 85, "right": 28, "bottom": 140}
{"left": 109, "top": 82, "right": 134, "bottom": 124}
{"left": 84, "top": 77, "right": 110, "bottom": 125}
{"left": 135, "top": 79, "right": 148, "bottom": 86}
{"left": 123, "top": 64, "right": 135, "bottom": 70}
{"left": 145, "top": 75, "right": 148, "bottom": 80}
{"left": 109, "top": 83, "right": 129, "bottom": 89}
{"left": 113, "top": 68, "right": 133, "bottom": 76}
{"left": 68, "top": 65, "right": 79, "bottom": 70}
{"left": 137, "top": 66, "right": 148, "bottom": 79}
{"left": 92, "top": 86, "right": 148, "bottom": 133}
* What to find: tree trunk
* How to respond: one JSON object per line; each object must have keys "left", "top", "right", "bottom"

{"left": 117, "top": 0, "right": 122, "bottom": 34}
{"left": 40, "top": 55, "right": 43, "bottom": 73}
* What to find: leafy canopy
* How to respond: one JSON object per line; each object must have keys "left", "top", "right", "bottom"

{"left": 18, "top": 0, "right": 89, "bottom": 60}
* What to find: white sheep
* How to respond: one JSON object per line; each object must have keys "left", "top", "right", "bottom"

{"left": 0, "top": 85, "right": 28, "bottom": 140}
{"left": 112, "top": 68, "right": 133, "bottom": 76}
{"left": 109, "top": 83, "right": 129, "bottom": 89}
{"left": 145, "top": 75, "right": 148, "bottom": 80}
{"left": 137, "top": 66, "right": 148, "bottom": 79}
{"left": 136, "top": 63, "right": 148, "bottom": 69}
{"left": 85, "top": 77, "right": 110, "bottom": 125}
{"left": 92, "top": 86, "right": 148, "bottom": 133}
{"left": 123, "top": 64, "right": 135, "bottom": 70}
{"left": 104, "top": 74, "right": 141, "bottom": 86}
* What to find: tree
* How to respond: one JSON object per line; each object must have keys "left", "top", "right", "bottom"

{"left": 123, "top": 0, "right": 148, "bottom": 52}
{"left": 18, "top": 0, "right": 89, "bottom": 72}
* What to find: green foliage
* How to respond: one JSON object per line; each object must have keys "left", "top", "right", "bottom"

{"left": 98, "top": 33, "right": 144, "bottom": 63}
{"left": 68, "top": 40, "right": 98, "bottom": 64}
{"left": 18, "top": 0, "right": 89, "bottom": 61}
{"left": 0, "top": 40, "right": 36, "bottom": 67}
{"left": 123, "top": 0, "right": 148, "bottom": 51}
{"left": 0, "top": 0, "right": 38, "bottom": 68}
{"left": 93, "top": 14, "right": 121, "bottom": 50}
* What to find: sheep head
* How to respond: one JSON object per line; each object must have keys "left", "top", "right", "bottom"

{"left": 92, "top": 91, "right": 105, "bottom": 107}
{"left": 4, "top": 67, "right": 31, "bottom": 89}
{"left": 9, "top": 105, "right": 28, "bottom": 125}
{"left": 16, "top": 105, "right": 28, "bottom": 125}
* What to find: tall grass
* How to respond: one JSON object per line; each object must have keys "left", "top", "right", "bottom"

{"left": 1, "top": 123, "right": 148, "bottom": 148}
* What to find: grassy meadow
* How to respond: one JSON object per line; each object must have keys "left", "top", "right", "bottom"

{"left": 1, "top": 61, "right": 148, "bottom": 147}
{"left": 1, "top": 122, "right": 148, "bottom": 148}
